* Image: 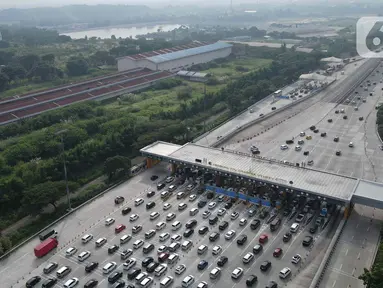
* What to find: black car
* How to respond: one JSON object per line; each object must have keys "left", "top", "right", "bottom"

{"left": 108, "top": 245, "right": 119, "bottom": 254}
{"left": 343, "top": 115, "right": 348, "bottom": 119}
{"left": 209, "top": 216, "right": 218, "bottom": 225}
{"left": 253, "top": 244, "right": 263, "bottom": 254}
{"left": 217, "top": 256, "right": 228, "bottom": 267}
{"left": 146, "top": 262, "right": 159, "bottom": 273}
{"left": 127, "top": 268, "right": 141, "bottom": 280}
{"left": 26, "top": 276, "right": 41, "bottom": 288}
{"left": 209, "top": 232, "right": 220, "bottom": 242}
{"left": 283, "top": 232, "right": 292, "bottom": 243}
{"left": 84, "top": 279, "right": 98, "bottom": 288}
{"left": 303, "top": 235, "right": 313, "bottom": 246}
{"left": 186, "top": 219, "right": 198, "bottom": 229}
{"left": 42, "top": 278, "right": 57, "bottom": 288}
{"left": 115, "top": 196, "right": 125, "bottom": 204}
{"left": 266, "top": 281, "right": 278, "bottom": 288}
{"left": 183, "top": 229, "right": 194, "bottom": 238}
{"left": 310, "top": 125, "right": 316, "bottom": 131}
{"left": 85, "top": 262, "right": 99, "bottom": 273}
{"left": 142, "top": 257, "right": 154, "bottom": 267}
{"left": 146, "top": 201, "right": 156, "bottom": 209}
{"left": 150, "top": 175, "right": 158, "bottom": 181}
{"left": 321, "top": 132, "right": 327, "bottom": 137}
{"left": 310, "top": 225, "right": 318, "bottom": 234}
{"left": 336, "top": 151, "right": 341, "bottom": 156}
{"left": 246, "top": 275, "right": 258, "bottom": 287}
{"left": 237, "top": 234, "right": 247, "bottom": 245}
{"left": 147, "top": 191, "right": 156, "bottom": 198}
{"left": 157, "top": 183, "right": 166, "bottom": 190}
{"left": 260, "top": 260, "right": 272, "bottom": 271}
{"left": 250, "top": 219, "right": 260, "bottom": 230}
{"left": 198, "top": 226, "right": 209, "bottom": 235}
{"left": 335, "top": 110, "right": 339, "bottom": 114}
{"left": 224, "top": 202, "right": 233, "bottom": 209}
{"left": 198, "top": 260, "right": 208, "bottom": 270}
{"left": 219, "top": 221, "right": 229, "bottom": 231}
{"left": 303, "top": 151, "right": 309, "bottom": 156}
{"left": 313, "top": 129, "right": 319, "bottom": 133}
{"left": 114, "top": 281, "right": 126, "bottom": 288}
{"left": 271, "top": 107, "right": 276, "bottom": 110}
{"left": 108, "top": 271, "right": 123, "bottom": 284}
{"left": 198, "top": 200, "right": 207, "bottom": 208}
{"left": 328, "top": 119, "right": 332, "bottom": 123}
{"left": 121, "top": 207, "right": 132, "bottom": 215}
{"left": 359, "top": 117, "right": 364, "bottom": 121}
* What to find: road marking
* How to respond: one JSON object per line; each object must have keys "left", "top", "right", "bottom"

{"left": 345, "top": 248, "right": 348, "bottom": 256}
{"left": 352, "top": 267, "right": 356, "bottom": 275}
{"left": 339, "top": 263, "right": 343, "bottom": 270}
{"left": 356, "top": 223, "right": 359, "bottom": 228}
{"left": 367, "top": 226, "right": 370, "bottom": 232}
{"left": 332, "top": 280, "right": 337, "bottom": 288}
{"left": 357, "top": 252, "right": 361, "bottom": 259}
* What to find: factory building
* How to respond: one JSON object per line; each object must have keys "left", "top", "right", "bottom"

{"left": 117, "top": 41, "right": 233, "bottom": 73}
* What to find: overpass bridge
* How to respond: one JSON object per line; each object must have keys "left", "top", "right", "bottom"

{"left": 140, "top": 141, "right": 383, "bottom": 213}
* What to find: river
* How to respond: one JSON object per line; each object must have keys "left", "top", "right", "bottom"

{"left": 61, "top": 24, "right": 182, "bottom": 39}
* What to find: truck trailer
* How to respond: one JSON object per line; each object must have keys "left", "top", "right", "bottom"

{"left": 34, "top": 238, "right": 58, "bottom": 258}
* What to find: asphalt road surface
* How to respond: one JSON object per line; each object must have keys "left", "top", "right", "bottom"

{"left": 319, "top": 205, "right": 383, "bottom": 288}
{"left": 222, "top": 59, "right": 383, "bottom": 181}
{"left": 1, "top": 163, "right": 339, "bottom": 288}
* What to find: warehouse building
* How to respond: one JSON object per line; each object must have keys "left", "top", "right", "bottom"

{"left": 117, "top": 41, "right": 233, "bottom": 73}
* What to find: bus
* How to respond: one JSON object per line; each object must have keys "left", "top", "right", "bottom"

{"left": 274, "top": 90, "right": 282, "bottom": 97}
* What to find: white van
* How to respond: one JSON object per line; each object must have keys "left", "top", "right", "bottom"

{"left": 279, "top": 267, "right": 292, "bottom": 279}
{"left": 290, "top": 223, "right": 300, "bottom": 233}
{"left": 77, "top": 251, "right": 91, "bottom": 262}
{"left": 56, "top": 266, "right": 71, "bottom": 278}
{"left": 168, "top": 253, "right": 179, "bottom": 264}
{"left": 81, "top": 234, "right": 93, "bottom": 244}
{"left": 197, "top": 245, "right": 208, "bottom": 255}
{"left": 120, "top": 234, "right": 132, "bottom": 245}
{"left": 133, "top": 239, "right": 144, "bottom": 249}
{"left": 181, "top": 275, "right": 195, "bottom": 288}
{"left": 189, "top": 208, "right": 199, "bottom": 216}
{"left": 160, "top": 276, "right": 174, "bottom": 288}
{"left": 156, "top": 222, "right": 166, "bottom": 231}
{"left": 102, "top": 262, "right": 117, "bottom": 274}
{"left": 181, "top": 240, "right": 192, "bottom": 251}
{"left": 159, "top": 232, "right": 170, "bottom": 242}
{"left": 172, "top": 221, "right": 181, "bottom": 231}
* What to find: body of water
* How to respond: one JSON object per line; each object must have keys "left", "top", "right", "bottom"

{"left": 61, "top": 24, "right": 182, "bottom": 39}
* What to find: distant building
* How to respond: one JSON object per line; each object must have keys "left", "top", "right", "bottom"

{"left": 177, "top": 70, "right": 209, "bottom": 82}
{"left": 117, "top": 41, "right": 233, "bottom": 73}
{"left": 225, "top": 36, "right": 251, "bottom": 42}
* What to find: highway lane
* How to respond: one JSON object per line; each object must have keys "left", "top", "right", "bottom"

{"left": 319, "top": 205, "right": 383, "bottom": 288}
{"left": 223, "top": 59, "right": 383, "bottom": 181}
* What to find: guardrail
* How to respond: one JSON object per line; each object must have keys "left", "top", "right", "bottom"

{"left": 309, "top": 214, "right": 348, "bottom": 288}
{"left": 0, "top": 179, "right": 127, "bottom": 261}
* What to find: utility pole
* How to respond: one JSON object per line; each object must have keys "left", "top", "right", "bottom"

{"left": 203, "top": 82, "right": 207, "bottom": 133}
{"left": 56, "top": 129, "right": 71, "bottom": 211}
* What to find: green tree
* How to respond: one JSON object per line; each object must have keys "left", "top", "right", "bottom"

{"left": 0, "top": 72, "right": 9, "bottom": 91}
{"left": 104, "top": 155, "right": 131, "bottom": 181}
{"left": 42, "top": 54, "right": 55, "bottom": 64}
{"left": 19, "top": 54, "right": 40, "bottom": 72}
{"left": 177, "top": 86, "right": 192, "bottom": 100}
{"left": 66, "top": 57, "right": 89, "bottom": 76}
{"left": 22, "top": 181, "right": 65, "bottom": 214}
{"left": 0, "top": 236, "right": 12, "bottom": 251}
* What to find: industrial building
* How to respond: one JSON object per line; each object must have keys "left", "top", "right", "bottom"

{"left": 117, "top": 41, "right": 233, "bottom": 73}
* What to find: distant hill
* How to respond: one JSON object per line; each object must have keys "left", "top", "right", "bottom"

{"left": 0, "top": 5, "right": 156, "bottom": 26}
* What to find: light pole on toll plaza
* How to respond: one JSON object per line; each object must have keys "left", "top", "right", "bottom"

{"left": 56, "top": 129, "right": 72, "bottom": 211}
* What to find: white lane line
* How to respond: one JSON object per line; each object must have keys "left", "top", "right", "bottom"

{"left": 339, "top": 263, "right": 343, "bottom": 270}
{"left": 356, "top": 223, "right": 359, "bottom": 228}
{"left": 367, "top": 226, "right": 370, "bottom": 232}
{"left": 332, "top": 280, "right": 337, "bottom": 288}
{"left": 357, "top": 252, "right": 361, "bottom": 259}
{"left": 345, "top": 248, "right": 348, "bottom": 256}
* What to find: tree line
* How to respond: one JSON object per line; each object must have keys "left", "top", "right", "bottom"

{"left": 0, "top": 46, "right": 323, "bottom": 230}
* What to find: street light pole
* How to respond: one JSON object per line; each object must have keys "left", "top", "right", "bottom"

{"left": 56, "top": 129, "right": 71, "bottom": 211}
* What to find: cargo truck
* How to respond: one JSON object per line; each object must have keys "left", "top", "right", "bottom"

{"left": 34, "top": 238, "right": 58, "bottom": 258}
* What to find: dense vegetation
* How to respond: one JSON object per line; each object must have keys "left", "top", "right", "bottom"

{"left": 376, "top": 106, "right": 383, "bottom": 139}
{"left": 359, "top": 236, "right": 383, "bottom": 288}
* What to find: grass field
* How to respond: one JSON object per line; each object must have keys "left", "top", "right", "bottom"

{"left": 106, "top": 57, "right": 272, "bottom": 116}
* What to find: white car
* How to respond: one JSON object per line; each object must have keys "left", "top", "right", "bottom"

{"left": 197, "top": 281, "right": 208, "bottom": 288}
{"left": 212, "top": 245, "right": 222, "bottom": 255}
{"left": 243, "top": 252, "right": 254, "bottom": 264}
{"left": 159, "top": 232, "right": 170, "bottom": 242}
{"left": 178, "top": 202, "right": 188, "bottom": 210}
{"left": 81, "top": 234, "right": 93, "bottom": 244}
{"left": 63, "top": 278, "right": 79, "bottom": 288}
{"left": 292, "top": 254, "right": 302, "bottom": 264}
{"left": 140, "top": 277, "right": 153, "bottom": 287}
{"left": 225, "top": 230, "right": 236, "bottom": 240}
{"left": 165, "top": 176, "right": 174, "bottom": 183}
{"left": 156, "top": 222, "right": 166, "bottom": 231}
{"left": 300, "top": 132, "right": 305, "bottom": 136}
{"left": 202, "top": 210, "right": 211, "bottom": 218}
{"left": 163, "top": 203, "right": 172, "bottom": 210}
{"left": 135, "top": 198, "right": 144, "bottom": 206}
{"left": 239, "top": 218, "right": 247, "bottom": 226}
{"left": 77, "top": 251, "right": 91, "bottom": 262}
{"left": 186, "top": 184, "right": 195, "bottom": 191}
{"left": 123, "top": 258, "right": 137, "bottom": 270}
{"left": 295, "top": 145, "right": 301, "bottom": 151}
{"left": 231, "top": 267, "right": 244, "bottom": 279}
{"left": 217, "top": 208, "right": 226, "bottom": 216}
{"left": 65, "top": 247, "right": 77, "bottom": 257}
{"left": 349, "top": 142, "right": 354, "bottom": 147}
{"left": 155, "top": 263, "right": 167, "bottom": 277}
{"left": 157, "top": 245, "right": 168, "bottom": 254}
{"left": 230, "top": 211, "right": 239, "bottom": 220}
{"left": 166, "top": 213, "right": 176, "bottom": 221}
{"left": 208, "top": 202, "right": 217, "bottom": 209}
{"left": 175, "top": 264, "right": 186, "bottom": 275}
{"left": 105, "top": 218, "right": 115, "bottom": 226}
{"left": 280, "top": 144, "right": 288, "bottom": 150}
{"left": 171, "top": 234, "right": 182, "bottom": 242}
{"left": 130, "top": 214, "right": 139, "bottom": 222}
{"left": 177, "top": 191, "right": 185, "bottom": 199}
{"left": 150, "top": 211, "right": 160, "bottom": 220}
{"left": 189, "top": 194, "right": 197, "bottom": 202}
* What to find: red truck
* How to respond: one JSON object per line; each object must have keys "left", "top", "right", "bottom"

{"left": 34, "top": 238, "right": 58, "bottom": 258}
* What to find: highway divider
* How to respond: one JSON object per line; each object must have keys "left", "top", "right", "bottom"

{"left": 309, "top": 214, "right": 348, "bottom": 288}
